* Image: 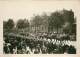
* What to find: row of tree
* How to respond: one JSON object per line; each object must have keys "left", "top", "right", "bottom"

{"left": 30, "top": 9, "right": 76, "bottom": 34}
{"left": 3, "top": 9, "right": 76, "bottom": 34}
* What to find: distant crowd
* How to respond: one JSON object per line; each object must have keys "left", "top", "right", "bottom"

{"left": 3, "top": 32, "right": 76, "bottom": 54}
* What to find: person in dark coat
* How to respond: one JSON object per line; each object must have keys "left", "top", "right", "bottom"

{"left": 67, "top": 45, "right": 76, "bottom": 54}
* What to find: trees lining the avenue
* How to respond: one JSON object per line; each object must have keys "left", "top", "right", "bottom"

{"left": 3, "top": 9, "right": 76, "bottom": 34}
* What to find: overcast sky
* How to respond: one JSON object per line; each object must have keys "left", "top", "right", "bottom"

{"left": 0, "top": 0, "right": 80, "bottom": 22}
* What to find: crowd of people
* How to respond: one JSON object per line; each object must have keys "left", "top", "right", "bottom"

{"left": 3, "top": 32, "right": 76, "bottom": 54}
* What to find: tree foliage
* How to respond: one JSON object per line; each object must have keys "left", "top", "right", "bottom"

{"left": 31, "top": 15, "right": 42, "bottom": 27}
{"left": 30, "top": 9, "right": 75, "bottom": 33}
{"left": 16, "top": 19, "right": 29, "bottom": 29}
{"left": 48, "top": 11, "right": 64, "bottom": 33}
{"left": 3, "top": 9, "right": 75, "bottom": 34}
{"left": 3, "top": 19, "right": 14, "bottom": 30}
{"left": 62, "top": 9, "right": 75, "bottom": 34}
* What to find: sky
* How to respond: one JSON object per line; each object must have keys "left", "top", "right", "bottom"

{"left": 0, "top": 0, "right": 80, "bottom": 23}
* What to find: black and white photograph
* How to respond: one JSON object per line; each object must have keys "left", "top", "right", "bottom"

{"left": 1, "top": 0, "right": 79, "bottom": 55}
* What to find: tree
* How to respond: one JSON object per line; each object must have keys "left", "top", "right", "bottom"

{"left": 49, "top": 11, "right": 64, "bottom": 33}
{"left": 16, "top": 19, "right": 30, "bottom": 33}
{"left": 3, "top": 21, "right": 7, "bottom": 33}
{"left": 3, "top": 19, "right": 14, "bottom": 32}
{"left": 62, "top": 9, "right": 74, "bottom": 24}
{"left": 23, "top": 19, "right": 30, "bottom": 28}
{"left": 16, "top": 19, "right": 24, "bottom": 29}
{"left": 16, "top": 19, "right": 29, "bottom": 29}
{"left": 3, "top": 19, "right": 15, "bottom": 33}
{"left": 31, "top": 15, "right": 42, "bottom": 33}
{"left": 62, "top": 9, "right": 75, "bottom": 34}
{"left": 3, "top": 21, "right": 7, "bottom": 29}
{"left": 41, "top": 13, "right": 49, "bottom": 32}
